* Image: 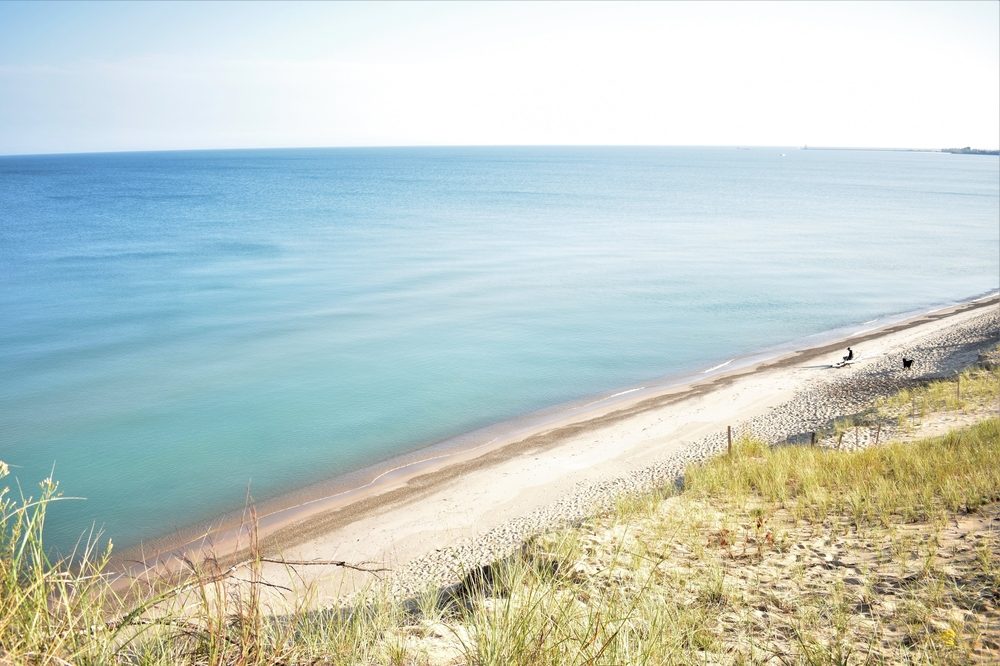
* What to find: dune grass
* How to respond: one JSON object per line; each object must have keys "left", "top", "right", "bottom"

{"left": 878, "top": 365, "right": 999, "bottom": 420}
{"left": 0, "top": 469, "right": 405, "bottom": 665}
{"left": 823, "top": 364, "right": 998, "bottom": 441}
{"left": 685, "top": 419, "right": 1000, "bottom": 526}
{"left": 452, "top": 419, "right": 1000, "bottom": 665}
{"left": 0, "top": 473, "right": 120, "bottom": 664}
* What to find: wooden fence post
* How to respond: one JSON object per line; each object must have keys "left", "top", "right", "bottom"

{"left": 837, "top": 432, "right": 844, "bottom": 450}
{"left": 874, "top": 422, "right": 881, "bottom": 446}
{"left": 727, "top": 425, "right": 733, "bottom": 456}
{"left": 810, "top": 431, "right": 816, "bottom": 446}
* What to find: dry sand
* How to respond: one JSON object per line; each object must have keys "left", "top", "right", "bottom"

{"left": 223, "top": 295, "right": 997, "bottom": 608}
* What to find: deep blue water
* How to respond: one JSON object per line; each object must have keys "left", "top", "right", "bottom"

{"left": 1, "top": 146, "right": 997, "bottom": 552}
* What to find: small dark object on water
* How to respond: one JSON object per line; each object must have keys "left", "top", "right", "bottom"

{"left": 843, "top": 347, "right": 854, "bottom": 362}
{"left": 902, "top": 357, "right": 914, "bottom": 369}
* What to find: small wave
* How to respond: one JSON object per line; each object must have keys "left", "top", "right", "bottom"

{"left": 703, "top": 359, "right": 734, "bottom": 374}
{"left": 582, "top": 387, "right": 646, "bottom": 408}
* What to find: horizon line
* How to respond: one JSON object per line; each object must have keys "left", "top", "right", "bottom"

{"left": 3, "top": 142, "right": 998, "bottom": 159}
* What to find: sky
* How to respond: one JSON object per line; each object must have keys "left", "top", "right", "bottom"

{"left": 0, "top": 0, "right": 997, "bottom": 155}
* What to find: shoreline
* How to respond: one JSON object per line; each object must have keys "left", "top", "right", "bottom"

{"left": 366, "top": 294, "right": 999, "bottom": 604}
{"left": 114, "top": 291, "right": 1000, "bottom": 594}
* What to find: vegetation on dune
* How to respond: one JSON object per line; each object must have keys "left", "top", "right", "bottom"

{"left": 461, "top": 419, "right": 1000, "bottom": 665}
{"left": 823, "top": 364, "right": 998, "bottom": 443}
{"left": 686, "top": 419, "right": 1000, "bottom": 525}
{"left": 878, "top": 365, "right": 999, "bottom": 422}
{"left": 1, "top": 369, "right": 998, "bottom": 665}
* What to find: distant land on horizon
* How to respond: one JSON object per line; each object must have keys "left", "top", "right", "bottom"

{"left": 802, "top": 145, "right": 1000, "bottom": 155}
{"left": 941, "top": 146, "right": 1000, "bottom": 156}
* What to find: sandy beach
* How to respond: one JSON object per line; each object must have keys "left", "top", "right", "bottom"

{"left": 125, "top": 295, "right": 999, "bottom": 609}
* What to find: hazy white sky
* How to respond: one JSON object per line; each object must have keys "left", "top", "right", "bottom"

{"left": 0, "top": 0, "right": 997, "bottom": 154}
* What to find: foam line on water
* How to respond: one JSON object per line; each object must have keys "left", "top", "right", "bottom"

{"left": 582, "top": 387, "right": 646, "bottom": 408}
{"left": 703, "top": 359, "right": 734, "bottom": 374}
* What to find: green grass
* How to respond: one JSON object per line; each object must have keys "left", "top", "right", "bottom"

{"left": 878, "top": 366, "right": 999, "bottom": 423}
{"left": 0, "top": 474, "right": 120, "bottom": 664}
{"left": 467, "top": 420, "right": 1000, "bottom": 665}
{"left": 819, "top": 365, "right": 999, "bottom": 440}
{"left": 685, "top": 419, "right": 1000, "bottom": 525}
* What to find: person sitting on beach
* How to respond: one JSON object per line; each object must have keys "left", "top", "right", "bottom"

{"left": 843, "top": 347, "right": 854, "bottom": 362}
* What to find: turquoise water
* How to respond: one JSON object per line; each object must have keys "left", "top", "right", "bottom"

{"left": 1, "top": 147, "right": 997, "bottom": 552}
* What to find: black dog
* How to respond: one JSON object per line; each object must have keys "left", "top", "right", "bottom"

{"left": 902, "top": 357, "right": 914, "bottom": 369}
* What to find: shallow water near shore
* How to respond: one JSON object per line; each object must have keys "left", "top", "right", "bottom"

{"left": 1, "top": 146, "right": 997, "bottom": 553}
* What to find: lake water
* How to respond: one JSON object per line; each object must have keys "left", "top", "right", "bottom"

{"left": 1, "top": 146, "right": 997, "bottom": 552}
